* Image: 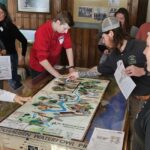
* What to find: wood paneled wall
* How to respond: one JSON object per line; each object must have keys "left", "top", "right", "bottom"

{"left": 71, "top": 28, "right": 100, "bottom": 67}
{"left": 7, "top": 0, "right": 52, "bottom": 29}
{"left": 6, "top": 0, "right": 139, "bottom": 68}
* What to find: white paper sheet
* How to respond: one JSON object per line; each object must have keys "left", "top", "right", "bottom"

{"left": 114, "top": 60, "right": 136, "bottom": 99}
{"left": 87, "top": 128, "right": 124, "bottom": 150}
{"left": 0, "top": 56, "right": 12, "bottom": 80}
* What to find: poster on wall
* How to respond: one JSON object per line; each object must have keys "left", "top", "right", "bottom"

{"left": 74, "top": 0, "right": 128, "bottom": 23}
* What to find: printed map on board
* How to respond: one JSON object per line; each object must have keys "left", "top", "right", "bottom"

{"left": 0, "top": 77, "right": 109, "bottom": 141}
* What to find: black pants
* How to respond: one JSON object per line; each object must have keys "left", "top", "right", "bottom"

{"left": 0, "top": 80, "right": 3, "bottom": 89}
{"left": 29, "top": 67, "right": 42, "bottom": 79}
{"left": 128, "top": 96, "right": 145, "bottom": 150}
{"left": 29, "top": 68, "right": 50, "bottom": 84}
{"left": 8, "top": 53, "right": 22, "bottom": 89}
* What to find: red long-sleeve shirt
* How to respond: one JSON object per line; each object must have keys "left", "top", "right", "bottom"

{"left": 29, "top": 20, "right": 72, "bottom": 72}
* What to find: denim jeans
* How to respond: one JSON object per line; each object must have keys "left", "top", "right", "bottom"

{"left": 8, "top": 53, "right": 22, "bottom": 89}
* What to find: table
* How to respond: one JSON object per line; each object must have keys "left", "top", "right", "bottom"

{"left": 0, "top": 69, "right": 129, "bottom": 150}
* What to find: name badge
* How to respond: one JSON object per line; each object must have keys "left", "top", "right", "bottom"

{"left": 58, "top": 36, "right": 64, "bottom": 44}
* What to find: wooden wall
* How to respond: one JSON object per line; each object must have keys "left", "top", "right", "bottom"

{"left": 6, "top": 0, "right": 139, "bottom": 68}
{"left": 136, "top": 0, "right": 149, "bottom": 27}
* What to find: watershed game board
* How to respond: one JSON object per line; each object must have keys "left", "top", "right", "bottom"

{"left": 0, "top": 77, "right": 109, "bottom": 141}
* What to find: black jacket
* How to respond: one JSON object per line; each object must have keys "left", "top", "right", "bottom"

{"left": 0, "top": 21, "right": 27, "bottom": 56}
{"left": 98, "top": 39, "right": 149, "bottom": 96}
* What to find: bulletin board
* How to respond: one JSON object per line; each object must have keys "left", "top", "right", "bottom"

{"left": 73, "top": 0, "right": 128, "bottom": 24}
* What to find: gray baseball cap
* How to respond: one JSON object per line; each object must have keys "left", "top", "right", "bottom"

{"left": 102, "top": 17, "right": 120, "bottom": 32}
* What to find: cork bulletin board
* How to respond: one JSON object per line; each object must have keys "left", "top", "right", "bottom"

{"left": 73, "top": 0, "right": 128, "bottom": 24}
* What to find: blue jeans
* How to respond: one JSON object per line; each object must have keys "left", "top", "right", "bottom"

{"left": 8, "top": 53, "right": 22, "bottom": 89}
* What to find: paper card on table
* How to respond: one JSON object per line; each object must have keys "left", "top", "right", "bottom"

{"left": 114, "top": 60, "right": 136, "bottom": 99}
{"left": 0, "top": 56, "right": 12, "bottom": 80}
{"left": 87, "top": 128, "right": 124, "bottom": 150}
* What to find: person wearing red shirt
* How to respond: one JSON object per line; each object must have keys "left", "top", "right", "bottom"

{"left": 29, "top": 11, "right": 75, "bottom": 78}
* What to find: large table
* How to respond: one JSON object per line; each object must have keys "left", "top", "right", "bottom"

{"left": 0, "top": 69, "right": 129, "bottom": 150}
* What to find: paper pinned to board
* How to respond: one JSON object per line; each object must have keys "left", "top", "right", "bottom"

{"left": 114, "top": 60, "right": 136, "bottom": 99}
{"left": 0, "top": 56, "right": 12, "bottom": 80}
{"left": 87, "top": 128, "right": 124, "bottom": 150}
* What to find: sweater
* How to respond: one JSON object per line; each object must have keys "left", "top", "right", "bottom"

{"left": 0, "top": 21, "right": 27, "bottom": 56}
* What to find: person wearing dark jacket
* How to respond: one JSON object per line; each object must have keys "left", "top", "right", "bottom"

{"left": 68, "top": 17, "right": 150, "bottom": 149}
{"left": 0, "top": 3, "right": 27, "bottom": 90}
{"left": 68, "top": 18, "right": 148, "bottom": 93}
{"left": 131, "top": 32, "right": 150, "bottom": 150}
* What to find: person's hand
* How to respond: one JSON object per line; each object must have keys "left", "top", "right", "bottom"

{"left": 125, "top": 65, "right": 145, "bottom": 77}
{"left": 68, "top": 71, "right": 79, "bottom": 80}
{"left": 1, "top": 49, "right": 6, "bottom": 55}
{"left": 0, "top": 49, "right": 6, "bottom": 56}
{"left": 89, "top": 66, "right": 97, "bottom": 72}
{"left": 14, "top": 95, "right": 32, "bottom": 105}
{"left": 56, "top": 74, "right": 63, "bottom": 79}
{"left": 69, "top": 67, "right": 76, "bottom": 73}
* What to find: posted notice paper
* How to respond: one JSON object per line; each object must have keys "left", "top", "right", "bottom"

{"left": 114, "top": 60, "right": 136, "bottom": 99}
{"left": 87, "top": 128, "right": 124, "bottom": 150}
{"left": 0, "top": 56, "right": 12, "bottom": 80}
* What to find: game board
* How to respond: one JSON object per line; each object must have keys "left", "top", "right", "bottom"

{"left": 0, "top": 77, "right": 109, "bottom": 141}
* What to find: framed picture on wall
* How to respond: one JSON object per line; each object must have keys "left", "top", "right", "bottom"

{"left": 17, "top": 0, "right": 50, "bottom": 13}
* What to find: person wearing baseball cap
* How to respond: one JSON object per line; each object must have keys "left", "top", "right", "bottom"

{"left": 68, "top": 17, "right": 148, "bottom": 92}
{"left": 68, "top": 17, "right": 149, "bottom": 149}
{"left": 97, "top": 17, "right": 120, "bottom": 64}
{"left": 101, "top": 16, "right": 120, "bottom": 32}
